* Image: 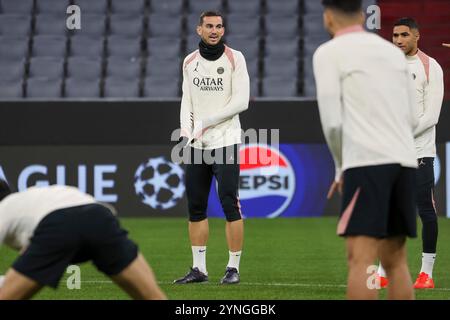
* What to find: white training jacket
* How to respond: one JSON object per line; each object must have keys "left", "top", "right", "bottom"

{"left": 313, "top": 25, "right": 419, "bottom": 181}
{"left": 180, "top": 45, "right": 250, "bottom": 150}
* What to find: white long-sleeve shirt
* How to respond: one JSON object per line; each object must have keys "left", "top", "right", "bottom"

{"left": 180, "top": 45, "right": 250, "bottom": 150}
{"left": 313, "top": 25, "right": 418, "bottom": 181}
{"left": 406, "top": 50, "right": 444, "bottom": 158}
{"left": 0, "top": 186, "right": 96, "bottom": 251}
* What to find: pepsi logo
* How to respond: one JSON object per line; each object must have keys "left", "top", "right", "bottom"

{"left": 238, "top": 144, "right": 296, "bottom": 218}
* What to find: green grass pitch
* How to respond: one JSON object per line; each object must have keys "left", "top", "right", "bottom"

{"left": 1, "top": 217, "right": 449, "bottom": 300}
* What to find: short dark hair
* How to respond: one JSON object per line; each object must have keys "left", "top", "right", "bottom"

{"left": 322, "top": 0, "right": 362, "bottom": 13}
{"left": 394, "top": 17, "right": 420, "bottom": 31}
{"left": 0, "top": 179, "right": 12, "bottom": 202}
{"left": 199, "top": 11, "right": 225, "bottom": 27}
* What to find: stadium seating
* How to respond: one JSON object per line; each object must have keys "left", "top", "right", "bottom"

{"left": 29, "top": 57, "right": 65, "bottom": 79}
{"left": 0, "top": 60, "right": 25, "bottom": 82}
{"left": 71, "top": 0, "right": 108, "bottom": 15}
{"left": 106, "top": 57, "right": 142, "bottom": 81}
{"left": 110, "top": 0, "right": 146, "bottom": 15}
{"left": 0, "top": 14, "right": 32, "bottom": 36}
{"left": 71, "top": 14, "right": 106, "bottom": 37}
{"left": 35, "top": 0, "right": 70, "bottom": 15}
{"left": 150, "top": 0, "right": 184, "bottom": 14}
{"left": 103, "top": 77, "right": 140, "bottom": 98}
{"left": 1, "top": 0, "right": 448, "bottom": 100}
{"left": 70, "top": 36, "right": 105, "bottom": 57}
{"left": 26, "top": 78, "right": 62, "bottom": 98}
{"left": 31, "top": 35, "right": 67, "bottom": 57}
{"left": 189, "top": 0, "right": 223, "bottom": 14}
{"left": 0, "top": 0, "right": 34, "bottom": 14}
{"left": 66, "top": 57, "right": 103, "bottom": 80}
{"left": 34, "top": 14, "right": 68, "bottom": 35}
{"left": 0, "top": 36, "right": 29, "bottom": 59}
{"left": 64, "top": 77, "right": 101, "bottom": 98}
{"left": 147, "top": 38, "right": 182, "bottom": 59}
{"left": 145, "top": 57, "right": 181, "bottom": 79}
{"left": 143, "top": 77, "right": 180, "bottom": 98}
{"left": 109, "top": 14, "right": 144, "bottom": 37}
{"left": 106, "top": 35, "right": 142, "bottom": 59}
{"left": 0, "top": 80, "right": 23, "bottom": 98}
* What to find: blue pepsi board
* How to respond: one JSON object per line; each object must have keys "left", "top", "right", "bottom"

{"left": 207, "top": 144, "right": 335, "bottom": 218}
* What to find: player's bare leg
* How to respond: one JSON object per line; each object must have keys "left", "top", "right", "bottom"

{"left": 110, "top": 253, "right": 166, "bottom": 300}
{"left": 189, "top": 219, "right": 209, "bottom": 245}
{"left": 379, "top": 236, "right": 414, "bottom": 300}
{"left": 346, "top": 236, "right": 379, "bottom": 300}
{"left": 173, "top": 219, "right": 209, "bottom": 284}
{"left": 0, "top": 269, "right": 42, "bottom": 300}
{"left": 226, "top": 219, "right": 244, "bottom": 252}
{"left": 221, "top": 219, "right": 243, "bottom": 284}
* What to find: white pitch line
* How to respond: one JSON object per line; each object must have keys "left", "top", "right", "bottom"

{"left": 78, "top": 280, "right": 450, "bottom": 292}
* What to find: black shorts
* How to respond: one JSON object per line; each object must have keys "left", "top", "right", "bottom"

{"left": 13, "top": 204, "right": 138, "bottom": 288}
{"left": 184, "top": 144, "right": 242, "bottom": 222}
{"left": 338, "top": 164, "right": 417, "bottom": 238}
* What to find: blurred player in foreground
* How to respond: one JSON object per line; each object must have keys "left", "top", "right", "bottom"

{"left": 0, "top": 180, "right": 166, "bottom": 300}
{"left": 378, "top": 18, "right": 444, "bottom": 290}
{"left": 314, "top": 0, "right": 419, "bottom": 299}
{"left": 173, "top": 11, "right": 250, "bottom": 285}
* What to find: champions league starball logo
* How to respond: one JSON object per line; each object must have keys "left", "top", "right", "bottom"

{"left": 134, "top": 157, "right": 185, "bottom": 210}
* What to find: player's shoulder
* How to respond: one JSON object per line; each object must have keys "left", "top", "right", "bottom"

{"left": 183, "top": 49, "right": 200, "bottom": 68}
{"left": 224, "top": 46, "right": 244, "bottom": 58}
{"left": 223, "top": 45, "right": 246, "bottom": 70}
{"left": 419, "top": 50, "right": 444, "bottom": 75}
{"left": 312, "top": 38, "right": 339, "bottom": 65}
{"left": 429, "top": 56, "right": 444, "bottom": 74}
{"left": 313, "top": 39, "right": 334, "bottom": 56}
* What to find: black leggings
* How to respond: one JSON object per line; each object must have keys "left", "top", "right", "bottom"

{"left": 416, "top": 157, "right": 438, "bottom": 253}
{"left": 185, "top": 145, "right": 242, "bottom": 222}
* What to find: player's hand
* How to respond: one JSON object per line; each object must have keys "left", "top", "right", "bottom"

{"left": 176, "top": 136, "right": 190, "bottom": 149}
{"left": 327, "top": 178, "right": 343, "bottom": 199}
{"left": 443, "top": 43, "right": 450, "bottom": 48}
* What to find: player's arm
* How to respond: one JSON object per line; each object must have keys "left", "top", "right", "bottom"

{"left": 200, "top": 52, "right": 250, "bottom": 129}
{"left": 405, "top": 68, "right": 420, "bottom": 134}
{"left": 443, "top": 43, "right": 450, "bottom": 48}
{"left": 313, "top": 46, "right": 343, "bottom": 182}
{"left": 414, "top": 60, "right": 444, "bottom": 138}
{"left": 180, "top": 61, "right": 194, "bottom": 140}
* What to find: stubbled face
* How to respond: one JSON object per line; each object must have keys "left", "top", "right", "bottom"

{"left": 197, "top": 16, "right": 225, "bottom": 45}
{"left": 393, "top": 25, "right": 419, "bottom": 56}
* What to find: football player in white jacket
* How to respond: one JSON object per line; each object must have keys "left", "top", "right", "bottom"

{"left": 378, "top": 17, "right": 444, "bottom": 290}
{"left": 173, "top": 11, "right": 250, "bottom": 285}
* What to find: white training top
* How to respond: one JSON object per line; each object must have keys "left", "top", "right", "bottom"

{"left": 0, "top": 185, "right": 96, "bottom": 251}
{"left": 406, "top": 50, "right": 444, "bottom": 158}
{"left": 180, "top": 45, "right": 250, "bottom": 150}
{"left": 313, "top": 25, "right": 419, "bottom": 181}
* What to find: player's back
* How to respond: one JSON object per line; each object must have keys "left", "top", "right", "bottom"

{"left": 0, "top": 185, "right": 96, "bottom": 249}
{"left": 314, "top": 30, "right": 418, "bottom": 171}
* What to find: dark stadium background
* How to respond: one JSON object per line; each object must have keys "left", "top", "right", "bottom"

{"left": 0, "top": 0, "right": 449, "bottom": 218}
{"left": 0, "top": 0, "right": 450, "bottom": 301}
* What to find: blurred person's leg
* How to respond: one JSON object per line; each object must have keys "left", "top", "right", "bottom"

{"left": 0, "top": 269, "right": 42, "bottom": 300}
{"left": 379, "top": 237, "right": 414, "bottom": 300}
{"left": 346, "top": 236, "right": 379, "bottom": 300}
{"left": 111, "top": 253, "right": 167, "bottom": 300}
